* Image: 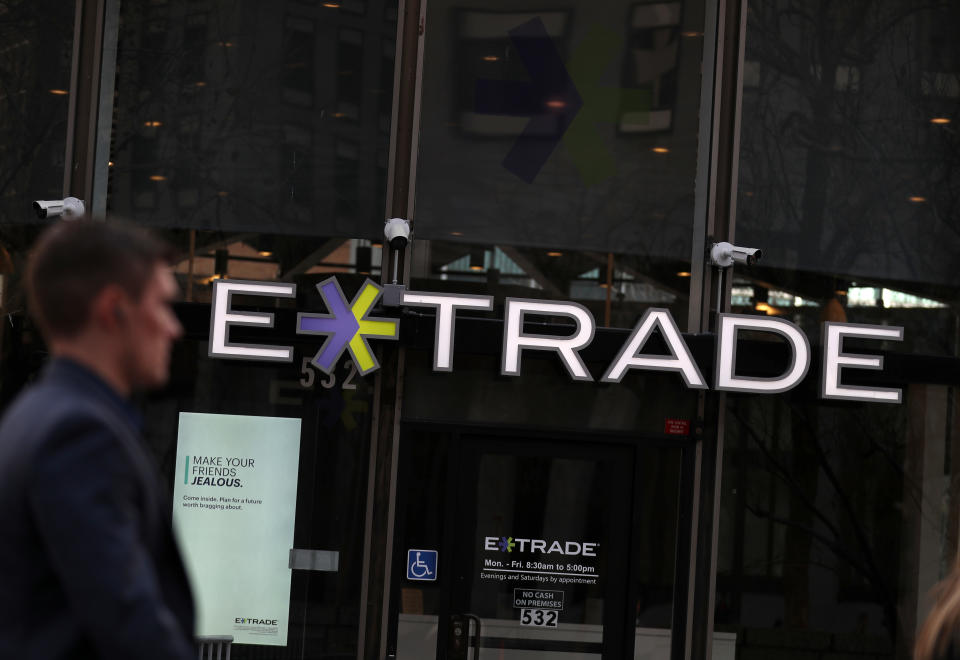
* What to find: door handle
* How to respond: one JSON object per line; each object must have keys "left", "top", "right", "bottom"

{"left": 463, "top": 614, "right": 482, "bottom": 660}
{"left": 447, "top": 613, "right": 482, "bottom": 660}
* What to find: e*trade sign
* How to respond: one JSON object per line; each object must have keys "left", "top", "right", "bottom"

{"left": 208, "top": 278, "right": 905, "bottom": 404}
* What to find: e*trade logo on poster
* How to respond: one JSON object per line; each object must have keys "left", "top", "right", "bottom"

{"left": 297, "top": 277, "right": 399, "bottom": 376}
{"left": 485, "top": 536, "right": 599, "bottom": 557}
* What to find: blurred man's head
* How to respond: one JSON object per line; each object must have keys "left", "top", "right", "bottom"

{"left": 26, "top": 220, "right": 183, "bottom": 393}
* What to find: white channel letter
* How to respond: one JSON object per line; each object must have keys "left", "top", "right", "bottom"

{"left": 821, "top": 323, "right": 904, "bottom": 403}
{"left": 401, "top": 291, "right": 494, "bottom": 371}
{"left": 501, "top": 299, "right": 595, "bottom": 381}
{"left": 601, "top": 308, "right": 706, "bottom": 387}
{"left": 208, "top": 279, "right": 296, "bottom": 361}
{"left": 715, "top": 314, "right": 811, "bottom": 394}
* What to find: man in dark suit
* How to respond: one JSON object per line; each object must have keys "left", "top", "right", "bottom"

{"left": 0, "top": 220, "right": 195, "bottom": 659}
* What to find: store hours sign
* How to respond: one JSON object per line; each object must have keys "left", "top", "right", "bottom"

{"left": 208, "top": 277, "right": 905, "bottom": 404}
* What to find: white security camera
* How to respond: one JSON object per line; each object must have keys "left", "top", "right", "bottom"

{"left": 709, "top": 242, "right": 762, "bottom": 268}
{"left": 33, "top": 197, "right": 85, "bottom": 220}
{"left": 384, "top": 217, "right": 411, "bottom": 250}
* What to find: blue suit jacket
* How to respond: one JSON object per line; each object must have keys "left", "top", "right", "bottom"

{"left": 0, "top": 358, "right": 195, "bottom": 659}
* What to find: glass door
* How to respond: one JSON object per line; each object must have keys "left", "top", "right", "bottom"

{"left": 444, "top": 437, "right": 633, "bottom": 659}
{"left": 390, "top": 427, "right": 686, "bottom": 660}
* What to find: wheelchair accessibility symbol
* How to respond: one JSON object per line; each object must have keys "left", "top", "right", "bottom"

{"left": 406, "top": 549, "right": 438, "bottom": 581}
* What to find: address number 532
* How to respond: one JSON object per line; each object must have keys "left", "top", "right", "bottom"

{"left": 520, "top": 609, "right": 558, "bottom": 627}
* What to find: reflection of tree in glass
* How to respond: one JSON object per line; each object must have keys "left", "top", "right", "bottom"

{"left": 737, "top": 1, "right": 960, "bottom": 316}
{"left": 722, "top": 391, "right": 942, "bottom": 657}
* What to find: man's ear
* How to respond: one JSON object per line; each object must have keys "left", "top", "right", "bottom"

{"left": 89, "top": 284, "right": 129, "bottom": 332}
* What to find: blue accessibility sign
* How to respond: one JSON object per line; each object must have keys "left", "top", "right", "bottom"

{"left": 406, "top": 549, "right": 438, "bottom": 581}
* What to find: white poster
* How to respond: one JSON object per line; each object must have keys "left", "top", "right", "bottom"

{"left": 172, "top": 412, "right": 301, "bottom": 646}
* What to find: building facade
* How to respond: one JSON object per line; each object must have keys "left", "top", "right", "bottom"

{"left": 0, "top": 0, "right": 958, "bottom": 658}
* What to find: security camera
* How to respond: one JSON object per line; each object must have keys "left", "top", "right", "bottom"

{"left": 33, "top": 197, "right": 85, "bottom": 220}
{"left": 384, "top": 217, "right": 411, "bottom": 250}
{"left": 709, "top": 242, "right": 762, "bottom": 268}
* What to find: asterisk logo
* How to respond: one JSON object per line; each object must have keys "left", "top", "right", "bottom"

{"left": 499, "top": 536, "right": 515, "bottom": 552}
{"left": 297, "top": 277, "right": 399, "bottom": 376}
{"left": 477, "top": 19, "right": 651, "bottom": 185}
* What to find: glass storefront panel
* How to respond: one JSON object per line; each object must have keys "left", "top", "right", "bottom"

{"left": 103, "top": 0, "right": 402, "bottom": 655}
{"left": 143, "top": 329, "right": 375, "bottom": 658}
{"left": 732, "top": 0, "right": 959, "bottom": 354}
{"left": 716, "top": 1, "right": 960, "bottom": 658}
{"left": 109, "top": 0, "right": 397, "bottom": 241}
{"left": 0, "top": 0, "right": 75, "bottom": 403}
{"left": 0, "top": 0, "right": 74, "bottom": 227}
{"left": 409, "top": 0, "right": 708, "bottom": 326}
{"left": 107, "top": 0, "right": 399, "bottom": 305}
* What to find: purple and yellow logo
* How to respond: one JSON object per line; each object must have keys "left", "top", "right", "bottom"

{"left": 297, "top": 277, "right": 398, "bottom": 376}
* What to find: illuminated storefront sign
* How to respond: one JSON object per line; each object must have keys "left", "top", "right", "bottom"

{"left": 208, "top": 278, "right": 904, "bottom": 404}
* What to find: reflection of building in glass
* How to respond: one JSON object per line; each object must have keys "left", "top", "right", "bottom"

{"left": 619, "top": 1, "right": 681, "bottom": 133}
{"left": 737, "top": 3, "right": 960, "bottom": 295}
{"left": 0, "top": 1, "right": 74, "bottom": 226}
{"left": 456, "top": 11, "right": 570, "bottom": 138}
{"left": 107, "top": 0, "right": 397, "bottom": 240}
{"left": 412, "top": 0, "right": 707, "bottom": 331}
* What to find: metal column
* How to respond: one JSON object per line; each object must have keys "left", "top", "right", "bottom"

{"left": 63, "top": 0, "right": 119, "bottom": 216}
{"left": 684, "top": 0, "right": 748, "bottom": 658}
{"left": 358, "top": 0, "right": 426, "bottom": 656}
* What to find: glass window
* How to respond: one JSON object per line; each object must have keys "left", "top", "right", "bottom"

{"left": 108, "top": 0, "right": 396, "bottom": 245}
{"left": 283, "top": 16, "right": 316, "bottom": 105}
{"left": 100, "top": 0, "right": 401, "bottom": 656}
{"left": 716, "top": 2, "right": 960, "bottom": 658}
{"left": 0, "top": 0, "right": 75, "bottom": 403}
{"left": 410, "top": 0, "right": 707, "bottom": 328}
